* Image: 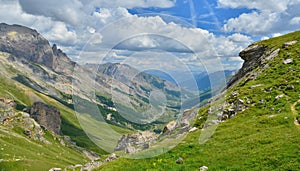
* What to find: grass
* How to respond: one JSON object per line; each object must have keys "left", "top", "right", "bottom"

{"left": 0, "top": 125, "right": 89, "bottom": 171}
{"left": 95, "top": 30, "right": 300, "bottom": 170}
{"left": 0, "top": 56, "right": 132, "bottom": 169}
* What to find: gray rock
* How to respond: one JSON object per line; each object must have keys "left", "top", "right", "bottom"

{"left": 105, "top": 153, "right": 117, "bottom": 162}
{"left": 265, "top": 48, "right": 280, "bottom": 61}
{"left": 48, "top": 168, "right": 61, "bottom": 171}
{"left": 23, "top": 130, "right": 31, "bottom": 136}
{"left": 239, "top": 45, "right": 265, "bottom": 61}
{"left": 125, "top": 146, "right": 136, "bottom": 154}
{"left": 283, "top": 59, "right": 293, "bottom": 64}
{"left": 176, "top": 157, "right": 184, "bottom": 164}
{"left": 200, "top": 166, "right": 208, "bottom": 171}
{"left": 286, "top": 85, "right": 294, "bottom": 90}
{"left": 142, "top": 143, "right": 150, "bottom": 150}
{"left": 180, "top": 119, "right": 190, "bottom": 128}
{"left": 275, "top": 94, "right": 284, "bottom": 100}
{"left": 189, "top": 127, "right": 198, "bottom": 132}
{"left": 162, "top": 120, "right": 177, "bottom": 134}
{"left": 282, "top": 40, "right": 297, "bottom": 48}
{"left": 29, "top": 102, "right": 61, "bottom": 134}
{"left": 115, "top": 131, "right": 157, "bottom": 152}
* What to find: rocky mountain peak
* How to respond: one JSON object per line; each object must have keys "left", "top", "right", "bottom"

{"left": 0, "top": 23, "right": 55, "bottom": 68}
{"left": 0, "top": 23, "right": 75, "bottom": 75}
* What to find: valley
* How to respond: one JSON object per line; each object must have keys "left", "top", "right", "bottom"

{"left": 0, "top": 14, "right": 300, "bottom": 171}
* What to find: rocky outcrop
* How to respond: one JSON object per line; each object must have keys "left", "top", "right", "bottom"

{"left": 52, "top": 44, "right": 75, "bottom": 75}
{"left": 227, "top": 45, "right": 266, "bottom": 88}
{"left": 114, "top": 131, "right": 157, "bottom": 154}
{"left": 28, "top": 102, "right": 61, "bottom": 134}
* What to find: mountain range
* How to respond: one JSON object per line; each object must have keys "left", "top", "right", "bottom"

{"left": 1, "top": 23, "right": 300, "bottom": 170}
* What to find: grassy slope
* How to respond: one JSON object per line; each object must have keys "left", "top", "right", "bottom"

{"left": 0, "top": 62, "right": 131, "bottom": 169}
{"left": 97, "top": 31, "right": 300, "bottom": 170}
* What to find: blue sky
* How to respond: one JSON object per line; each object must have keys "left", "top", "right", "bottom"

{"left": 129, "top": 0, "right": 253, "bottom": 35}
{"left": 0, "top": 0, "right": 299, "bottom": 73}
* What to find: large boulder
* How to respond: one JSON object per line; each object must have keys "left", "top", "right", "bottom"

{"left": 162, "top": 120, "right": 177, "bottom": 134}
{"left": 29, "top": 102, "right": 61, "bottom": 134}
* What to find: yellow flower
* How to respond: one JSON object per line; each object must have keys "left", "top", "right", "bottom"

{"left": 153, "top": 162, "right": 157, "bottom": 167}
{"left": 158, "top": 159, "right": 162, "bottom": 163}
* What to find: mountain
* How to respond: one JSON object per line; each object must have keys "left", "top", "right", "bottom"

{"left": 0, "top": 23, "right": 185, "bottom": 129}
{"left": 98, "top": 31, "right": 300, "bottom": 170}
{"left": 145, "top": 69, "right": 236, "bottom": 92}
{"left": 0, "top": 23, "right": 186, "bottom": 170}
{"left": 2, "top": 23, "right": 300, "bottom": 170}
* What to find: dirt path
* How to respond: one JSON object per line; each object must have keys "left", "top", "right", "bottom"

{"left": 290, "top": 99, "right": 300, "bottom": 126}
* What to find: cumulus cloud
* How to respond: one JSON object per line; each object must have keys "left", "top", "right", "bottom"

{"left": 221, "top": 0, "right": 300, "bottom": 36}
{"left": 43, "top": 22, "right": 78, "bottom": 44}
{"left": 19, "top": 0, "right": 85, "bottom": 26}
{"left": 218, "top": 0, "right": 293, "bottom": 12}
{"left": 0, "top": 0, "right": 251, "bottom": 71}
{"left": 78, "top": 0, "right": 175, "bottom": 9}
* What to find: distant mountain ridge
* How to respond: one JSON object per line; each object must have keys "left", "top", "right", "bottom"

{"left": 0, "top": 23, "right": 185, "bottom": 130}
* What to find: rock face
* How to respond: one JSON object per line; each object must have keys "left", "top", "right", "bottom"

{"left": 0, "top": 23, "right": 55, "bottom": 68}
{"left": 227, "top": 45, "right": 266, "bottom": 88}
{"left": 0, "top": 23, "right": 75, "bottom": 74}
{"left": 29, "top": 102, "right": 61, "bottom": 134}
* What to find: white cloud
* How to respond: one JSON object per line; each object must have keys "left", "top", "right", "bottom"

{"left": 290, "top": 17, "right": 300, "bottom": 25}
{"left": 43, "top": 22, "right": 78, "bottom": 44}
{"left": 0, "top": 0, "right": 252, "bottom": 71}
{"left": 79, "top": 0, "right": 175, "bottom": 9}
{"left": 223, "top": 11, "right": 279, "bottom": 35}
{"left": 272, "top": 33, "right": 283, "bottom": 38}
{"left": 218, "top": 0, "right": 292, "bottom": 12}
{"left": 220, "top": 0, "right": 300, "bottom": 36}
{"left": 19, "top": 0, "right": 85, "bottom": 26}
{"left": 228, "top": 33, "right": 252, "bottom": 43}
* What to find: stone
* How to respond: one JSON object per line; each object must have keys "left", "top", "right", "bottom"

{"left": 239, "top": 45, "right": 265, "bottom": 61}
{"left": 162, "top": 120, "right": 177, "bottom": 134}
{"left": 114, "top": 131, "right": 157, "bottom": 152}
{"left": 125, "top": 145, "right": 136, "bottom": 154}
{"left": 189, "top": 127, "right": 199, "bottom": 132}
{"left": 283, "top": 59, "right": 293, "bottom": 64}
{"left": 23, "top": 130, "right": 31, "bottom": 136}
{"left": 180, "top": 119, "right": 190, "bottom": 128}
{"left": 176, "top": 157, "right": 184, "bottom": 164}
{"left": 200, "top": 166, "right": 208, "bottom": 171}
{"left": 265, "top": 48, "right": 280, "bottom": 61}
{"left": 49, "top": 168, "right": 61, "bottom": 171}
{"left": 286, "top": 85, "right": 294, "bottom": 90}
{"left": 275, "top": 94, "right": 284, "bottom": 100}
{"left": 105, "top": 153, "right": 117, "bottom": 162}
{"left": 29, "top": 102, "right": 61, "bottom": 134}
{"left": 142, "top": 143, "right": 150, "bottom": 150}
{"left": 282, "top": 40, "right": 297, "bottom": 48}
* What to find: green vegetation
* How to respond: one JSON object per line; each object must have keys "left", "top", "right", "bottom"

{"left": 96, "top": 31, "right": 300, "bottom": 170}
{"left": 0, "top": 125, "right": 89, "bottom": 171}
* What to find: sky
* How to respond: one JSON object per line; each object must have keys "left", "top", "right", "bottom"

{"left": 0, "top": 0, "right": 300, "bottom": 73}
